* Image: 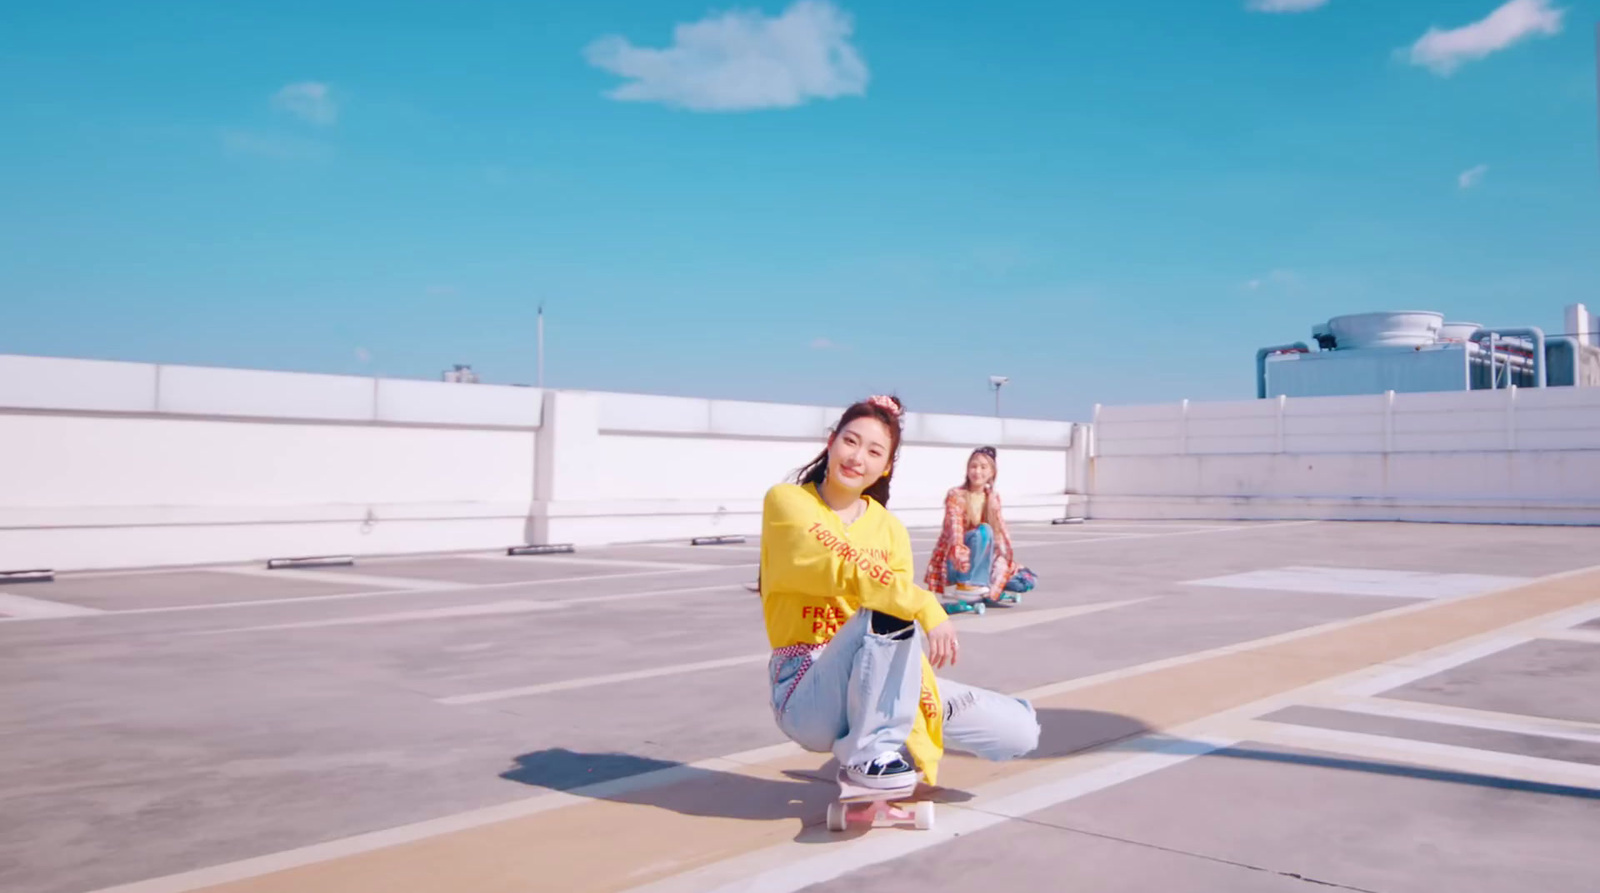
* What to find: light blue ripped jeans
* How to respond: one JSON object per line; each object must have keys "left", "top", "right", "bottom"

{"left": 769, "top": 609, "right": 1040, "bottom": 771}
{"left": 948, "top": 523, "right": 995, "bottom": 591}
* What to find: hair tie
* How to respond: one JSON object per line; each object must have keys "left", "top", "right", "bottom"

{"left": 867, "top": 394, "right": 902, "bottom": 418}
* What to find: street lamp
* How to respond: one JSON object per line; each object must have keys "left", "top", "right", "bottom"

{"left": 989, "top": 375, "right": 1009, "bottom": 417}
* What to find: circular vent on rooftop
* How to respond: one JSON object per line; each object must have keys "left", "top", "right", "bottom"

{"left": 1326, "top": 311, "right": 1443, "bottom": 349}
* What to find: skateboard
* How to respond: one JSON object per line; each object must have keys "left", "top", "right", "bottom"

{"left": 826, "top": 768, "right": 935, "bottom": 832}
{"left": 943, "top": 586, "right": 1023, "bottom": 616}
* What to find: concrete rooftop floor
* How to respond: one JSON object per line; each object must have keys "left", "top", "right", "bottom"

{"left": 3, "top": 519, "right": 1599, "bottom": 893}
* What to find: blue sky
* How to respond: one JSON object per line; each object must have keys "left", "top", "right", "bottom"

{"left": 2, "top": 0, "right": 1596, "bottom": 420}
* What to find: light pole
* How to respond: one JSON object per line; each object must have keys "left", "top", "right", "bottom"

{"left": 989, "top": 375, "right": 1009, "bottom": 417}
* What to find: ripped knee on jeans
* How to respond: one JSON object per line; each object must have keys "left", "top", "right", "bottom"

{"left": 868, "top": 610, "right": 915, "bottom": 641}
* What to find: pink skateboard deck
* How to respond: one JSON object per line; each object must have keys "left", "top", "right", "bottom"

{"left": 826, "top": 769, "right": 935, "bottom": 832}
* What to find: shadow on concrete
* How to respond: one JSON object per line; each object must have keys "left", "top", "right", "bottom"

{"left": 499, "top": 709, "right": 1149, "bottom": 841}
{"left": 503, "top": 710, "right": 1600, "bottom": 848}
{"left": 500, "top": 747, "right": 826, "bottom": 828}
{"left": 1032, "top": 707, "right": 1151, "bottom": 759}
{"left": 1112, "top": 735, "right": 1600, "bottom": 800}
{"left": 501, "top": 748, "right": 681, "bottom": 790}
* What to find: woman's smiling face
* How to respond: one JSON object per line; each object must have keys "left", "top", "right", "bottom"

{"left": 826, "top": 416, "right": 893, "bottom": 492}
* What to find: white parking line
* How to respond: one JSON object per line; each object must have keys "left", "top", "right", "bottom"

{"left": 437, "top": 653, "right": 770, "bottom": 705}
{"left": 194, "top": 600, "right": 568, "bottom": 634}
{"left": 80, "top": 740, "right": 812, "bottom": 893}
{"left": 1185, "top": 567, "right": 1531, "bottom": 600}
{"left": 1005, "top": 521, "right": 1321, "bottom": 550}
{"left": 633, "top": 734, "right": 1239, "bottom": 893}
{"left": 1324, "top": 696, "right": 1600, "bottom": 746}
{"left": 206, "top": 566, "right": 462, "bottom": 591}
{"left": 461, "top": 554, "right": 719, "bottom": 571}
{"left": 190, "top": 582, "right": 750, "bottom": 636}
{"left": 87, "top": 567, "right": 1600, "bottom": 893}
{"left": 1223, "top": 718, "right": 1600, "bottom": 790}
{"left": 910, "top": 522, "right": 1313, "bottom": 552}
{"left": 654, "top": 600, "right": 1583, "bottom": 893}
{"left": 21, "top": 522, "right": 1308, "bottom": 625}
{"left": 436, "top": 599, "right": 1148, "bottom": 703}
{"left": 958, "top": 599, "right": 1152, "bottom": 634}
{"left": 1540, "top": 628, "right": 1600, "bottom": 646}
{"left": 1024, "top": 522, "right": 1241, "bottom": 532}
{"left": 634, "top": 542, "right": 763, "bottom": 553}
{"left": 0, "top": 592, "right": 104, "bottom": 620}
{"left": 34, "top": 567, "right": 754, "bottom": 622}
{"left": 1016, "top": 567, "right": 1600, "bottom": 705}
{"left": 637, "top": 591, "right": 1600, "bottom": 893}
{"left": 1021, "top": 535, "right": 1145, "bottom": 545}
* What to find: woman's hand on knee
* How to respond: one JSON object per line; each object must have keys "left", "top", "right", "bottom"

{"left": 926, "top": 622, "right": 959, "bottom": 669}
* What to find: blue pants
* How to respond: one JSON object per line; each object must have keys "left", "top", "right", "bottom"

{"left": 947, "top": 524, "right": 994, "bottom": 590}
{"left": 769, "top": 610, "right": 1039, "bottom": 768}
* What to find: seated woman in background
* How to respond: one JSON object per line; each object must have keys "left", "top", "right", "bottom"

{"left": 925, "top": 446, "right": 1017, "bottom": 607}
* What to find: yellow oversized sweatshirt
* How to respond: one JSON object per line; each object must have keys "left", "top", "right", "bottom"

{"left": 759, "top": 482, "right": 949, "bottom": 783}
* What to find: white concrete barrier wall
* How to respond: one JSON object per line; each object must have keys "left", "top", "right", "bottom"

{"left": 1089, "top": 386, "right": 1600, "bottom": 524}
{"left": 0, "top": 354, "right": 1083, "bottom": 571}
{"left": 534, "top": 390, "right": 1081, "bottom": 547}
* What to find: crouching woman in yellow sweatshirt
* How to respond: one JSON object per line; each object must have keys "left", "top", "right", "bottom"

{"left": 760, "top": 394, "right": 1040, "bottom": 791}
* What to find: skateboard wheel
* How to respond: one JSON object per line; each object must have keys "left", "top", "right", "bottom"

{"left": 914, "top": 801, "right": 935, "bottom": 830}
{"left": 973, "top": 601, "right": 986, "bottom": 615}
{"left": 826, "top": 802, "right": 848, "bottom": 832}
{"left": 1012, "top": 593, "right": 1023, "bottom": 605}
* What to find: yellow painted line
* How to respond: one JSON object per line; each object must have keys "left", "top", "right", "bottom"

{"left": 92, "top": 564, "right": 1600, "bottom": 893}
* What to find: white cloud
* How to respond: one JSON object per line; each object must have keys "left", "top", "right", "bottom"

{"left": 1405, "top": 0, "right": 1564, "bottom": 76}
{"left": 354, "top": 347, "right": 372, "bottom": 363}
{"left": 1246, "top": 0, "right": 1329, "bottom": 12}
{"left": 1246, "top": 269, "right": 1300, "bottom": 291}
{"left": 584, "top": 0, "right": 869, "bottom": 112}
{"left": 810, "top": 337, "right": 839, "bottom": 350}
{"left": 220, "top": 129, "right": 330, "bottom": 160}
{"left": 272, "top": 81, "right": 338, "bottom": 125}
{"left": 1459, "top": 164, "right": 1490, "bottom": 188}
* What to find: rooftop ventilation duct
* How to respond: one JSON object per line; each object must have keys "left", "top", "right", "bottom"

{"left": 1325, "top": 311, "right": 1443, "bottom": 349}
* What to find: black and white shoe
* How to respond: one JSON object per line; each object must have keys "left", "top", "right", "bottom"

{"left": 844, "top": 751, "right": 917, "bottom": 789}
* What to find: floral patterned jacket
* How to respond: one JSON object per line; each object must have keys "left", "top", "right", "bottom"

{"left": 922, "top": 486, "right": 1016, "bottom": 594}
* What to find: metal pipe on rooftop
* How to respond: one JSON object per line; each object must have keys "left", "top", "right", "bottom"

{"left": 1256, "top": 343, "right": 1309, "bottom": 399}
{"left": 1474, "top": 327, "right": 1546, "bottom": 387}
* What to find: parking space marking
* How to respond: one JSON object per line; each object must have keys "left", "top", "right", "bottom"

{"left": 462, "top": 554, "right": 720, "bottom": 571}
{"left": 0, "top": 592, "right": 104, "bottom": 620}
{"left": 957, "top": 599, "right": 1151, "bottom": 634}
{"left": 187, "top": 582, "right": 752, "bottom": 636}
{"left": 208, "top": 566, "right": 462, "bottom": 591}
{"left": 1319, "top": 696, "right": 1600, "bottom": 746}
{"left": 437, "top": 653, "right": 770, "bottom": 705}
{"left": 1185, "top": 566, "right": 1531, "bottom": 600}
{"left": 25, "top": 567, "right": 753, "bottom": 622}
